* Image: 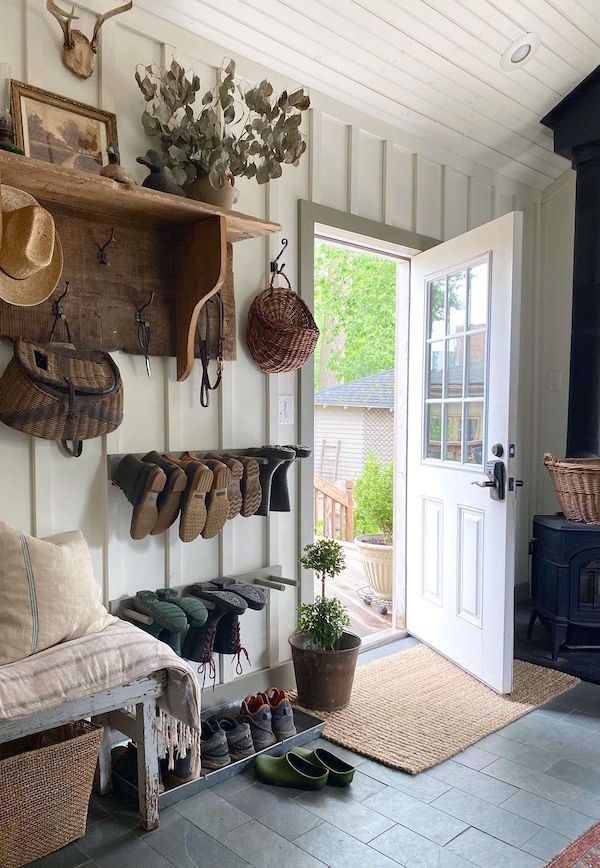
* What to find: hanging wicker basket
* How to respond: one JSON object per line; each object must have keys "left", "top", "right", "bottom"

{"left": 544, "top": 453, "right": 600, "bottom": 524}
{"left": 246, "top": 272, "right": 320, "bottom": 374}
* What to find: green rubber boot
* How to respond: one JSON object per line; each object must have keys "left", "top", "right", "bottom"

{"left": 156, "top": 588, "right": 209, "bottom": 629}
{"left": 255, "top": 752, "right": 328, "bottom": 790}
{"left": 291, "top": 746, "right": 355, "bottom": 787}
{"left": 133, "top": 591, "right": 187, "bottom": 652}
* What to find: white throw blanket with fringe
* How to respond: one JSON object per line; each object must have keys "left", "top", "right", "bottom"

{"left": 0, "top": 619, "right": 201, "bottom": 771}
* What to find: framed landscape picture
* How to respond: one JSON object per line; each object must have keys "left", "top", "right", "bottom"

{"left": 10, "top": 80, "right": 117, "bottom": 174}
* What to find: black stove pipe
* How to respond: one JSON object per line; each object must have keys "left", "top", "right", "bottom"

{"left": 542, "top": 68, "right": 600, "bottom": 457}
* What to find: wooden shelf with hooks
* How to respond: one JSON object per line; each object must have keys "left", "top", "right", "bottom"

{"left": 0, "top": 152, "right": 281, "bottom": 379}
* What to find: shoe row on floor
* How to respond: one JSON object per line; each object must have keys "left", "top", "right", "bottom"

{"left": 201, "top": 689, "right": 296, "bottom": 771}
{"left": 113, "top": 445, "right": 310, "bottom": 541}
{"left": 127, "top": 580, "right": 266, "bottom": 680}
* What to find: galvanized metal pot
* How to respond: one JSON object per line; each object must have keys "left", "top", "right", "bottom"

{"left": 289, "top": 630, "right": 361, "bottom": 711}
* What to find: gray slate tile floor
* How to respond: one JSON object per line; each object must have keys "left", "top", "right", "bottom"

{"left": 30, "top": 638, "right": 600, "bottom": 867}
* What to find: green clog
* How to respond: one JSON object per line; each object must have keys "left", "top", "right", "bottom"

{"left": 255, "top": 751, "right": 328, "bottom": 790}
{"left": 291, "top": 746, "right": 355, "bottom": 786}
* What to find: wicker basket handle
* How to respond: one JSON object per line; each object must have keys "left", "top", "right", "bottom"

{"left": 544, "top": 452, "right": 558, "bottom": 466}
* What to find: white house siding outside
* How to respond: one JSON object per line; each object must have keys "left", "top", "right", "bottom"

{"left": 315, "top": 405, "right": 394, "bottom": 484}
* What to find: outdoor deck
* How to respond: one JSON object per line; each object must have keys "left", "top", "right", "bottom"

{"left": 316, "top": 543, "right": 392, "bottom": 639}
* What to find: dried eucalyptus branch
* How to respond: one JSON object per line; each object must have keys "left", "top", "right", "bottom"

{"left": 135, "top": 57, "right": 310, "bottom": 190}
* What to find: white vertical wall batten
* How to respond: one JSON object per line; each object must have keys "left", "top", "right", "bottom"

{"left": 443, "top": 167, "right": 469, "bottom": 240}
{"left": 415, "top": 156, "right": 443, "bottom": 239}
{"left": 0, "top": 0, "right": 544, "bottom": 696}
{"left": 468, "top": 178, "right": 493, "bottom": 230}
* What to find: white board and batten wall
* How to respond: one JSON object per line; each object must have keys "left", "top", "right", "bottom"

{"left": 0, "top": 0, "right": 545, "bottom": 692}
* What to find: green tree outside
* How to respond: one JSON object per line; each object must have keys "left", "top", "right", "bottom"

{"left": 313, "top": 241, "right": 397, "bottom": 390}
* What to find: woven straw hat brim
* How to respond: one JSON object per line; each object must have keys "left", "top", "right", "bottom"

{"left": 0, "top": 185, "right": 64, "bottom": 307}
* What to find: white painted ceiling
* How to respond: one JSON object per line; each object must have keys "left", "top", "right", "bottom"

{"left": 137, "top": 0, "right": 600, "bottom": 190}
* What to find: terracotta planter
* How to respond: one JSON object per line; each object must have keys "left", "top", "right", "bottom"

{"left": 355, "top": 533, "right": 393, "bottom": 597}
{"left": 289, "top": 630, "right": 361, "bottom": 711}
{"left": 186, "top": 173, "right": 237, "bottom": 209}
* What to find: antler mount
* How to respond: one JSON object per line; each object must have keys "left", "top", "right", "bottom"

{"left": 46, "top": 0, "right": 133, "bottom": 79}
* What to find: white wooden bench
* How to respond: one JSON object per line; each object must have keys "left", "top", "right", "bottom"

{"left": 0, "top": 673, "right": 166, "bottom": 831}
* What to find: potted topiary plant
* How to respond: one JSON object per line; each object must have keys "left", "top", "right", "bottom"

{"left": 289, "top": 539, "right": 361, "bottom": 711}
{"left": 354, "top": 452, "right": 394, "bottom": 597}
{"left": 135, "top": 58, "right": 310, "bottom": 208}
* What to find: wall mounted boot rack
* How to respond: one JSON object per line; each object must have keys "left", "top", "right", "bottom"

{"left": 0, "top": 152, "right": 280, "bottom": 379}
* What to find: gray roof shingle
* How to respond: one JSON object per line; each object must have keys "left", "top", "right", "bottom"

{"left": 314, "top": 369, "right": 394, "bottom": 408}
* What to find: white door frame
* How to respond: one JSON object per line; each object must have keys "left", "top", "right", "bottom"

{"left": 297, "top": 200, "right": 438, "bottom": 638}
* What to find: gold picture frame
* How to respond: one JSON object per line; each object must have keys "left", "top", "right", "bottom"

{"left": 10, "top": 80, "right": 118, "bottom": 174}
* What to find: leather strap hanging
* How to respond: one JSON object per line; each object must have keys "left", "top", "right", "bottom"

{"left": 198, "top": 294, "right": 224, "bottom": 408}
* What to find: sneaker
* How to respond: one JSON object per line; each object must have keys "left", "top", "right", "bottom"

{"left": 219, "top": 717, "right": 255, "bottom": 761}
{"left": 262, "top": 688, "right": 297, "bottom": 740}
{"left": 201, "top": 718, "right": 230, "bottom": 770}
{"left": 241, "top": 693, "right": 277, "bottom": 750}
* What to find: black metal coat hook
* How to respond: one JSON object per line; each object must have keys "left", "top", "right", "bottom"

{"left": 270, "top": 237, "right": 291, "bottom": 289}
{"left": 49, "top": 281, "right": 72, "bottom": 344}
{"left": 270, "top": 237, "right": 288, "bottom": 273}
{"left": 97, "top": 228, "right": 116, "bottom": 266}
{"left": 136, "top": 291, "right": 155, "bottom": 378}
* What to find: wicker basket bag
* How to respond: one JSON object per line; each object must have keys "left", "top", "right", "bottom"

{"left": 246, "top": 272, "right": 319, "bottom": 374}
{"left": 0, "top": 338, "right": 123, "bottom": 456}
{"left": 0, "top": 720, "right": 103, "bottom": 867}
{"left": 544, "top": 453, "right": 600, "bottom": 524}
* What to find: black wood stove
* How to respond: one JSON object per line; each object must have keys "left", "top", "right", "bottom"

{"left": 532, "top": 70, "right": 600, "bottom": 660}
{"left": 531, "top": 515, "right": 600, "bottom": 660}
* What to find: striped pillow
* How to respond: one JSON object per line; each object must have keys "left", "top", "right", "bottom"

{"left": 0, "top": 521, "right": 115, "bottom": 665}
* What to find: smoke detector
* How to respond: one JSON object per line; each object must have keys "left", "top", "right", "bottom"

{"left": 500, "top": 33, "right": 540, "bottom": 71}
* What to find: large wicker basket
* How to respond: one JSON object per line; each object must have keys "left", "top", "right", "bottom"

{"left": 246, "top": 275, "right": 319, "bottom": 374}
{"left": 544, "top": 453, "right": 600, "bottom": 524}
{"left": 0, "top": 720, "right": 103, "bottom": 867}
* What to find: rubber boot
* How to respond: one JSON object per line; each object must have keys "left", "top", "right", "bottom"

{"left": 269, "top": 445, "right": 312, "bottom": 512}
{"left": 226, "top": 447, "right": 296, "bottom": 516}
{"left": 142, "top": 451, "right": 187, "bottom": 534}
{"left": 113, "top": 455, "right": 166, "bottom": 540}
{"left": 133, "top": 590, "right": 187, "bottom": 653}
{"left": 163, "top": 455, "right": 214, "bottom": 542}
{"left": 157, "top": 588, "right": 208, "bottom": 629}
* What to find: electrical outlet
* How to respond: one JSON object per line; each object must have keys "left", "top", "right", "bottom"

{"left": 278, "top": 395, "right": 294, "bottom": 425}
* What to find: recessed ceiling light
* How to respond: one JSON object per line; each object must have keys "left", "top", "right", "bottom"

{"left": 500, "top": 33, "right": 540, "bottom": 71}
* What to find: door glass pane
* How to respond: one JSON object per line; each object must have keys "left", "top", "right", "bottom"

{"left": 467, "top": 334, "right": 485, "bottom": 396}
{"left": 447, "top": 271, "right": 467, "bottom": 335}
{"left": 444, "top": 403, "right": 462, "bottom": 462}
{"left": 426, "top": 403, "right": 442, "bottom": 459}
{"left": 427, "top": 342, "right": 443, "bottom": 398}
{"left": 445, "top": 337, "right": 464, "bottom": 397}
{"left": 466, "top": 402, "right": 484, "bottom": 465}
{"left": 428, "top": 277, "right": 446, "bottom": 341}
{"left": 469, "top": 262, "right": 488, "bottom": 328}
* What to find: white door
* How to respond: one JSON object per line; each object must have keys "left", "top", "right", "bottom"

{"left": 405, "top": 212, "right": 523, "bottom": 694}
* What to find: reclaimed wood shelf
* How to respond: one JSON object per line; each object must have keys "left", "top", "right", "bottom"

{"left": 0, "top": 152, "right": 281, "bottom": 381}
{"left": 0, "top": 152, "right": 279, "bottom": 242}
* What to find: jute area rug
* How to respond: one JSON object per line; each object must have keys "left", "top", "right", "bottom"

{"left": 291, "top": 644, "right": 579, "bottom": 775}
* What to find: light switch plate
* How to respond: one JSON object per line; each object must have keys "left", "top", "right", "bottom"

{"left": 278, "top": 395, "right": 294, "bottom": 425}
{"left": 547, "top": 370, "right": 563, "bottom": 392}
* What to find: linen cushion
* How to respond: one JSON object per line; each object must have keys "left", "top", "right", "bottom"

{"left": 0, "top": 521, "right": 115, "bottom": 665}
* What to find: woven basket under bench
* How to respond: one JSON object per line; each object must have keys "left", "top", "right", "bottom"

{"left": 0, "top": 719, "right": 103, "bottom": 868}
{"left": 544, "top": 453, "right": 600, "bottom": 524}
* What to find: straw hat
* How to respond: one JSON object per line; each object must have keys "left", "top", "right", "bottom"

{"left": 0, "top": 186, "right": 63, "bottom": 306}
